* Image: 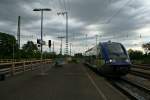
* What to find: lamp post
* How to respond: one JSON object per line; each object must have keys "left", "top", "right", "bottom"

{"left": 33, "top": 8, "right": 51, "bottom": 75}
{"left": 33, "top": 8, "right": 51, "bottom": 60}
{"left": 57, "top": 12, "right": 68, "bottom": 55}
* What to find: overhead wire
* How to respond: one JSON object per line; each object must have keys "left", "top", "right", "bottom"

{"left": 58, "top": 0, "right": 64, "bottom": 11}
{"left": 51, "top": 0, "right": 58, "bottom": 12}
{"left": 53, "top": 0, "right": 144, "bottom": 52}
{"left": 105, "top": 0, "right": 133, "bottom": 23}
{"left": 68, "top": 32, "right": 145, "bottom": 44}
{"left": 67, "top": 0, "right": 71, "bottom": 12}
{"left": 65, "top": 0, "right": 71, "bottom": 12}
{"left": 62, "top": 0, "right": 67, "bottom": 11}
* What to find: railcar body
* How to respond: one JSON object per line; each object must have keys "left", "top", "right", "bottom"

{"left": 85, "top": 41, "right": 131, "bottom": 77}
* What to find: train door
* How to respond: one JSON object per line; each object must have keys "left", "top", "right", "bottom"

{"left": 96, "top": 47, "right": 105, "bottom": 69}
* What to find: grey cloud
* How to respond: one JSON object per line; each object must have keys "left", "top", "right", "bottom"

{"left": 68, "top": 0, "right": 148, "bottom": 34}
{"left": 0, "top": 0, "right": 149, "bottom": 53}
{"left": 69, "top": 0, "right": 113, "bottom": 24}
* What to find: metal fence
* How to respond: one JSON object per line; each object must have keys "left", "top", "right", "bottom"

{"left": 0, "top": 59, "right": 52, "bottom": 77}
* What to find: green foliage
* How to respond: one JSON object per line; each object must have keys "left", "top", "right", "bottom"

{"left": 21, "top": 41, "right": 39, "bottom": 58}
{"left": 43, "top": 52, "right": 56, "bottom": 59}
{"left": 22, "top": 41, "right": 38, "bottom": 52}
{"left": 0, "top": 32, "right": 59, "bottom": 60}
{"left": 0, "top": 32, "right": 18, "bottom": 59}
{"left": 128, "top": 42, "right": 150, "bottom": 64}
{"left": 128, "top": 49, "right": 150, "bottom": 64}
{"left": 128, "top": 49, "right": 143, "bottom": 60}
{"left": 74, "top": 53, "right": 83, "bottom": 57}
{"left": 142, "top": 42, "right": 150, "bottom": 53}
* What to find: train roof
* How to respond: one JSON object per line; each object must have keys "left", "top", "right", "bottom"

{"left": 85, "top": 41, "right": 122, "bottom": 53}
{"left": 100, "top": 41, "right": 121, "bottom": 45}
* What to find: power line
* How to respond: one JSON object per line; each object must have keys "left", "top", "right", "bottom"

{"left": 64, "top": 0, "right": 71, "bottom": 12}
{"left": 106, "top": 0, "right": 133, "bottom": 23}
{"left": 50, "top": 0, "right": 57, "bottom": 11}
{"left": 61, "top": 0, "right": 67, "bottom": 11}
{"left": 68, "top": 33, "right": 145, "bottom": 44}
{"left": 58, "top": 0, "right": 64, "bottom": 11}
{"left": 67, "top": 0, "right": 71, "bottom": 12}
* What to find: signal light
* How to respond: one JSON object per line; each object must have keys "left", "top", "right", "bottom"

{"left": 37, "top": 39, "right": 41, "bottom": 44}
{"left": 37, "top": 44, "right": 40, "bottom": 47}
{"left": 48, "top": 40, "right": 51, "bottom": 48}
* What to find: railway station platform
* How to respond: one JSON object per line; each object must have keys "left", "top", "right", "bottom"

{"left": 0, "top": 63, "right": 128, "bottom": 100}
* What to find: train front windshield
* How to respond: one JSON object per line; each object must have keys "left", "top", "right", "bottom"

{"left": 107, "top": 43, "right": 127, "bottom": 59}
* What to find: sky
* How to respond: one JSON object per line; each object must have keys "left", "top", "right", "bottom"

{"left": 0, "top": 0, "right": 150, "bottom": 54}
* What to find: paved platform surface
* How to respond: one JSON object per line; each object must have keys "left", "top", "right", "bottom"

{"left": 0, "top": 63, "right": 128, "bottom": 100}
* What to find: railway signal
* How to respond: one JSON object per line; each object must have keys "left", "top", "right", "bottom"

{"left": 33, "top": 8, "right": 52, "bottom": 75}
{"left": 37, "top": 39, "right": 41, "bottom": 44}
{"left": 37, "top": 39, "right": 46, "bottom": 45}
{"left": 48, "top": 40, "right": 51, "bottom": 48}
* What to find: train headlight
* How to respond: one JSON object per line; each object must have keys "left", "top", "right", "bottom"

{"left": 125, "top": 59, "right": 130, "bottom": 63}
{"left": 109, "top": 59, "right": 113, "bottom": 63}
{"left": 109, "top": 59, "right": 116, "bottom": 63}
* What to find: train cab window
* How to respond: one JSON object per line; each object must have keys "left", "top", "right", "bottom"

{"left": 107, "top": 43, "right": 126, "bottom": 55}
{"left": 107, "top": 43, "right": 127, "bottom": 59}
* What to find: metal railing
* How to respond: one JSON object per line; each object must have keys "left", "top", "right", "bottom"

{"left": 0, "top": 59, "right": 52, "bottom": 77}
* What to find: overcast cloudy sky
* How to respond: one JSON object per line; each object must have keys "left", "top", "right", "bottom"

{"left": 0, "top": 0, "right": 150, "bottom": 54}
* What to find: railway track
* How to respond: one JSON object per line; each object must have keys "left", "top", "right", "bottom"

{"left": 109, "top": 78, "right": 150, "bottom": 100}
{"left": 130, "top": 65, "right": 150, "bottom": 79}
{"left": 130, "top": 70, "right": 150, "bottom": 79}
{"left": 85, "top": 64, "right": 150, "bottom": 100}
{"left": 132, "top": 64, "right": 150, "bottom": 70}
{"left": 134, "top": 64, "right": 150, "bottom": 67}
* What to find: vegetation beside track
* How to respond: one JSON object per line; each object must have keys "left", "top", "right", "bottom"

{"left": 128, "top": 49, "right": 150, "bottom": 64}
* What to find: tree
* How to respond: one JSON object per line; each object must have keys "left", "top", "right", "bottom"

{"left": 0, "top": 32, "right": 18, "bottom": 59}
{"left": 142, "top": 42, "right": 150, "bottom": 54}
{"left": 74, "top": 53, "right": 83, "bottom": 57}
{"left": 128, "top": 49, "right": 134, "bottom": 55}
{"left": 128, "top": 49, "right": 143, "bottom": 60}
{"left": 43, "top": 51, "right": 58, "bottom": 59}
{"left": 22, "top": 41, "right": 39, "bottom": 58}
{"left": 22, "top": 41, "right": 38, "bottom": 52}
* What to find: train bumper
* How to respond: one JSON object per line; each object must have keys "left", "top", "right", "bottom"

{"left": 99, "top": 64, "right": 130, "bottom": 76}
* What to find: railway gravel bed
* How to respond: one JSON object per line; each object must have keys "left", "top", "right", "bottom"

{"left": 132, "top": 65, "right": 150, "bottom": 70}
{"left": 130, "top": 68, "right": 150, "bottom": 79}
{"left": 86, "top": 64, "right": 150, "bottom": 100}
{"left": 125, "top": 74, "right": 150, "bottom": 90}
{"left": 110, "top": 79, "right": 150, "bottom": 100}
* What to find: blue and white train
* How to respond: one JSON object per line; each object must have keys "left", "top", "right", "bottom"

{"left": 85, "top": 41, "right": 131, "bottom": 77}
